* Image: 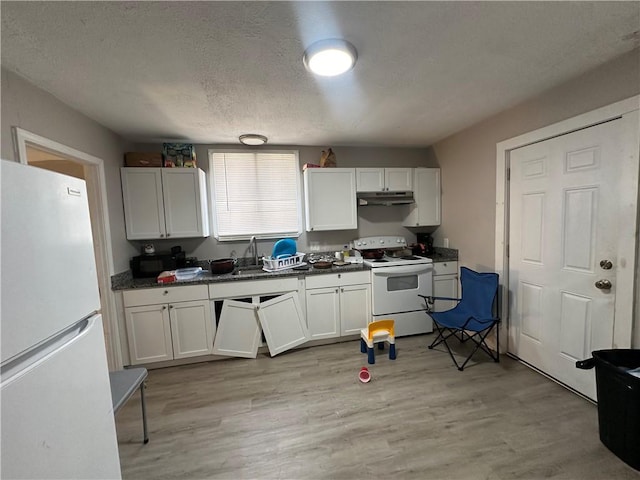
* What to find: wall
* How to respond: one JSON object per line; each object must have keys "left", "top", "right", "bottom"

{"left": 431, "top": 48, "right": 640, "bottom": 346}
{"left": 130, "top": 144, "right": 437, "bottom": 262}
{"left": 1, "top": 68, "right": 136, "bottom": 273}
{"left": 431, "top": 48, "right": 640, "bottom": 271}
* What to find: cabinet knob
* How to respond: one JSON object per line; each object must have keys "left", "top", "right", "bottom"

{"left": 162, "top": 305, "right": 167, "bottom": 310}
{"left": 167, "top": 233, "right": 171, "bottom": 237}
{"left": 341, "top": 288, "right": 344, "bottom": 293}
{"left": 335, "top": 289, "right": 339, "bottom": 293}
{"left": 163, "top": 290, "right": 169, "bottom": 295}
{"left": 160, "top": 234, "right": 165, "bottom": 238}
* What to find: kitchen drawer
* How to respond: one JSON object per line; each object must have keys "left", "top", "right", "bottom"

{"left": 123, "top": 284, "right": 208, "bottom": 307}
{"left": 305, "top": 270, "right": 371, "bottom": 289}
{"left": 209, "top": 277, "right": 299, "bottom": 299}
{"left": 432, "top": 261, "right": 458, "bottom": 276}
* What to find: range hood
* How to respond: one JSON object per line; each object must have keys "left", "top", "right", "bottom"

{"left": 357, "top": 191, "right": 414, "bottom": 206}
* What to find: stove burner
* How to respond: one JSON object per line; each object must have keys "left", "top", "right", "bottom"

{"left": 401, "top": 255, "right": 420, "bottom": 260}
{"left": 372, "top": 259, "right": 389, "bottom": 263}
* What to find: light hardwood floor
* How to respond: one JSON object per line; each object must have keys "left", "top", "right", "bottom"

{"left": 115, "top": 335, "right": 639, "bottom": 479}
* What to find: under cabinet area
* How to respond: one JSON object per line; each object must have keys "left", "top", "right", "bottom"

{"left": 356, "top": 167, "right": 413, "bottom": 192}
{"left": 403, "top": 168, "right": 441, "bottom": 227}
{"left": 123, "top": 285, "right": 213, "bottom": 365}
{"left": 303, "top": 168, "right": 357, "bottom": 231}
{"left": 121, "top": 167, "right": 210, "bottom": 240}
{"left": 305, "top": 271, "right": 371, "bottom": 339}
{"left": 432, "top": 261, "right": 458, "bottom": 312}
{"left": 209, "top": 278, "right": 308, "bottom": 358}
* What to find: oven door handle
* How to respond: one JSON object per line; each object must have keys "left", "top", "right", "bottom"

{"left": 372, "top": 264, "right": 432, "bottom": 276}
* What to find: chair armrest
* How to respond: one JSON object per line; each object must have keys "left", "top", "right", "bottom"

{"left": 418, "top": 294, "right": 461, "bottom": 303}
{"left": 418, "top": 294, "right": 461, "bottom": 313}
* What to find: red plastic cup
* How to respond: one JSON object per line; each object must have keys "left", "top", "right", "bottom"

{"left": 358, "top": 367, "right": 371, "bottom": 383}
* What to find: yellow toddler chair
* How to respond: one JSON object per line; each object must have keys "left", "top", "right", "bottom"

{"left": 360, "top": 320, "right": 396, "bottom": 364}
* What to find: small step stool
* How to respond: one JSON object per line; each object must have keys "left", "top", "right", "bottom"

{"left": 360, "top": 320, "right": 396, "bottom": 365}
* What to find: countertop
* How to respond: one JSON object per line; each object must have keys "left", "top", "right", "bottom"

{"left": 111, "top": 261, "right": 368, "bottom": 291}
{"left": 111, "top": 247, "right": 458, "bottom": 291}
{"left": 425, "top": 247, "right": 458, "bottom": 263}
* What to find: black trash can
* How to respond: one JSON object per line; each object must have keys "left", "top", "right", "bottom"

{"left": 576, "top": 349, "right": 640, "bottom": 471}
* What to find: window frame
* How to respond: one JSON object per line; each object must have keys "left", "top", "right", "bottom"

{"left": 207, "top": 148, "right": 303, "bottom": 241}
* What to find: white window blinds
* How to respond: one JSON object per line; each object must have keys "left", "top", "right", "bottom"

{"left": 209, "top": 150, "right": 302, "bottom": 240}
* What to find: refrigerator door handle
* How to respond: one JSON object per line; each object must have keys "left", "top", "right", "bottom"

{"left": 1, "top": 316, "right": 95, "bottom": 385}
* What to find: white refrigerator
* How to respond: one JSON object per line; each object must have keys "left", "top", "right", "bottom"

{"left": 1, "top": 160, "right": 121, "bottom": 479}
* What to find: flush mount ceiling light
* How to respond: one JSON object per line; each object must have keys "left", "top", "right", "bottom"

{"left": 239, "top": 134, "right": 268, "bottom": 146}
{"left": 303, "top": 39, "right": 357, "bottom": 77}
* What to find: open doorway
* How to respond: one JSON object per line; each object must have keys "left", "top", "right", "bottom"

{"left": 12, "top": 127, "right": 122, "bottom": 370}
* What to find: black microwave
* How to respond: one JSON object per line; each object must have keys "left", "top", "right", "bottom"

{"left": 130, "top": 251, "right": 186, "bottom": 278}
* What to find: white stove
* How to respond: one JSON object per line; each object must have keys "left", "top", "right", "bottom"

{"left": 352, "top": 236, "right": 433, "bottom": 268}
{"left": 353, "top": 236, "right": 434, "bottom": 336}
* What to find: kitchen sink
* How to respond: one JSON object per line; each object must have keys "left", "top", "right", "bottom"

{"left": 232, "top": 265, "right": 265, "bottom": 276}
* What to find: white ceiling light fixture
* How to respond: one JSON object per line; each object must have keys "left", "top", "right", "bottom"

{"left": 303, "top": 38, "right": 358, "bottom": 77}
{"left": 239, "top": 134, "right": 268, "bottom": 146}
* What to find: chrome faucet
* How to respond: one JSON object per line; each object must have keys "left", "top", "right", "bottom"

{"left": 248, "top": 235, "right": 259, "bottom": 265}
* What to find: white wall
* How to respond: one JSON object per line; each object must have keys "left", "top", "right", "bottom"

{"left": 1, "top": 68, "right": 137, "bottom": 273}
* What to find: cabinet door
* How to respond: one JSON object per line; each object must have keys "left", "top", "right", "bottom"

{"left": 257, "top": 292, "right": 309, "bottom": 356}
{"left": 433, "top": 274, "right": 459, "bottom": 312}
{"left": 161, "top": 169, "right": 210, "bottom": 238}
{"left": 356, "top": 168, "right": 384, "bottom": 192}
{"left": 385, "top": 168, "right": 413, "bottom": 192}
{"left": 124, "top": 304, "right": 173, "bottom": 364}
{"left": 339, "top": 283, "right": 371, "bottom": 335}
{"left": 212, "top": 300, "right": 261, "bottom": 358}
{"left": 403, "top": 168, "right": 441, "bottom": 227}
{"left": 121, "top": 168, "right": 166, "bottom": 240}
{"left": 305, "top": 287, "right": 340, "bottom": 340}
{"left": 169, "top": 300, "right": 214, "bottom": 359}
{"left": 304, "top": 168, "right": 357, "bottom": 231}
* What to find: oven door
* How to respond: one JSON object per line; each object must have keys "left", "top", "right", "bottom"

{"left": 371, "top": 263, "right": 433, "bottom": 315}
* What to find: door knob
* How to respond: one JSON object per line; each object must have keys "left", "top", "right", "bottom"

{"left": 595, "top": 279, "right": 612, "bottom": 290}
{"left": 599, "top": 259, "right": 613, "bottom": 270}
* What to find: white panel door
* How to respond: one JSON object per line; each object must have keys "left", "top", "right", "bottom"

{"left": 257, "top": 292, "right": 309, "bottom": 356}
{"left": 356, "top": 168, "right": 385, "bottom": 192}
{"left": 306, "top": 287, "right": 340, "bottom": 340}
{"left": 169, "top": 300, "right": 214, "bottom": 359}
{"left": 339, "top": 284, "right": 371, "bottom": 335}
{"left": 402, "top": 168, "right": 441, "bottom": 227}
{"left": 384, "top": 168, "right": 413, "bottom": 192}
{"left": 212, "top": 300, "right": 261, "bottom": 358}
{"left": 125, "top": 304, "right": 173, "bottom": 364}
{"left": 304, "top": 168, "right": 357, "bottom": 231}
{"left": 161, "top": 169, "right": 206, "bottom": 238}
{"left": 509, "top": 119, "right": 627, "bottom": 400}
{"left": 121, "top": 168, "right": 166, "bottom": 239}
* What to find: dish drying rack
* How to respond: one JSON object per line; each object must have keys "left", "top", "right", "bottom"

{"left": 262, "top": 253, "right": 306, "bottom": 272}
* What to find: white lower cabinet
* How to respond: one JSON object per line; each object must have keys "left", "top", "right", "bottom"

{"left": 210, "top": 278, "right": 308, "bottom": 358}
{"left": 123, "top": 285, "right": 213, "bottom": 365}
{"left": 432, "top": 261, "right": 458, "bottom": 312}
{"left": 305, "top": 271, "right": 371, "bottom": 339}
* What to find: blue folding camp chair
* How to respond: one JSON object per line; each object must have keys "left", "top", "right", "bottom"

{"left": 419, "top": 267, "right": 500, "bottom": 371}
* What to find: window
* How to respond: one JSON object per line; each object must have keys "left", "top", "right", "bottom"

{"left": 208, "top": 150, "right": 302, "bottom": 240}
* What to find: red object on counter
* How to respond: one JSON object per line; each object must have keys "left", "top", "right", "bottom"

{"left": 157, "top": 270, "right": 177, "bottom": 284}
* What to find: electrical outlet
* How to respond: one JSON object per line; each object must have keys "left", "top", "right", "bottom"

{"left": 443, "top": 238, "right": 449, "bottom": 248}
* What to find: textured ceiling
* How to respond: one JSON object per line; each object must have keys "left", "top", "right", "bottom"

{"left": 1, "top": 2, "right": 638, "bottom": 147}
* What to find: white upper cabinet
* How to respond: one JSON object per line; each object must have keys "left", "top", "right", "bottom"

{"left": 402, "top": 168, "right": 441, "bottom": 227}
{"left": 121, "top": 167, "right": 210, "bottom": 240}
{"left": 356, "top": 167, "right": 413, "bottom": 192}
{"left": 304, "top": 168, "right": 357, "bottom": 231}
